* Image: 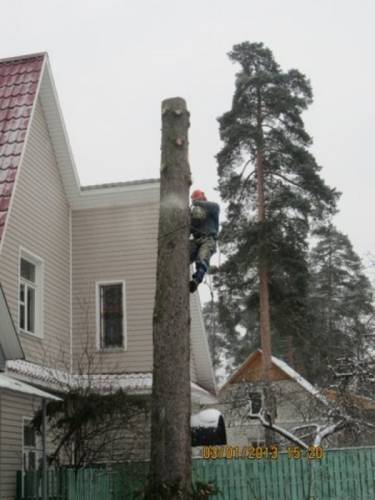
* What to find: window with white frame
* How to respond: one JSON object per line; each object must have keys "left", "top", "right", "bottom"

{"left": 19, "top": 251, "right": 43, "bottom": 336}
{"left": 248, "top": 391, "right": 277, "bottom": 418}
{"left": 23, "top": 419, "right": 42, "bottom": 472}
{"left": 97, "top": 281, "right": 126, "bottom": 350}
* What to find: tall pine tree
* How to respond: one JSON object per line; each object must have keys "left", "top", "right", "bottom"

{"left": 215, "top": 42, "right": 339, "bottom": 374}
{"left": 306, "top": 225, "right": 374, "bottom": 384}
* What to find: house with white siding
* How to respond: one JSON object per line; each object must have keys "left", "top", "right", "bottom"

{"left": 218, "top": 350, "right": 375, "bottom": 450}
{"left": 0, "top": 53, "right": 217, "bottom": 500}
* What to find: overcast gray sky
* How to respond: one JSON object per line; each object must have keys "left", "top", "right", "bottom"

{"left": 1, "top": 0, "right": 374, "bottom": 269}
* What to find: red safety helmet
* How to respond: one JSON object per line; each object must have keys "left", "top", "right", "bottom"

{"left": 191, "top": 189, "right": 207, "bottom": 201}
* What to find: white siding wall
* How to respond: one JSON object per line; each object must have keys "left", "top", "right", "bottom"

{"left": 0, "top": 391, "right": 42, "bottom": 500}
{"left": 0, "top": 99, "right": 71, "bottom": 368}
{"left": 72, "top": 202, "right": 157, "bottom": 373}
{"left": 0, "top": 93, "right": 203, "bottom": 381}
{"left": 72, "top": 202, "right": 199, "bottom": 382}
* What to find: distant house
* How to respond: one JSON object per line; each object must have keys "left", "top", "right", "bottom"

{"left": 218, "top": 350, "right": 375, "bottom": 449}
{"left": 0, "top": 53, "right": 216, "bottom": 500}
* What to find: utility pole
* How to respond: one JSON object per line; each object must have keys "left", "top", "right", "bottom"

{"left": 149, "top": 97, "right": 192, "bottom": 498}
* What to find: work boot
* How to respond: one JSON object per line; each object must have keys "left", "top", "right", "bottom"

{"left": 195, "top": 263, "right": 207, "bottom": 281}
{"left": 189, "top": 264, "right": 206, "bottom": 293}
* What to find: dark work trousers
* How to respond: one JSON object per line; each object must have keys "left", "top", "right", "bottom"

{"left": 189, "top": 235, "right": 217, "bottom": 270}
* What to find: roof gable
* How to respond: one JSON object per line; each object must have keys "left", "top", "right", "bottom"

{"left": 0, "top": 53, "right": 216, "bottom": 395}
{"left": 222, "top": 351, "right": 288, "bottom": 386}
{"left": 0, "top": 54, "right": 45, "bottom": 242}
{"left": 221, "top": 350, "right": 329, "bottom": 405}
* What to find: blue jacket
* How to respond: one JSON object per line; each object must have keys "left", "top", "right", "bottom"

{"left": 190, "top": 200, "right": 220, "bottom": 239}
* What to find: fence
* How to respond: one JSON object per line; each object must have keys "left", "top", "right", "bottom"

{"left": 16, "top": 447, "right": 375, "bottom": 500}
{"left": 16, "top": 464, "right": 147, "bottom": 500}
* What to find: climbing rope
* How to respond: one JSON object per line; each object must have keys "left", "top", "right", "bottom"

{"left": 201, "top": 240, "right": 222, "bottom": 364}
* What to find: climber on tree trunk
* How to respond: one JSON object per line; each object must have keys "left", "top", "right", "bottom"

{"left": 189, "top": 189, "right": 220, "bottom": 293}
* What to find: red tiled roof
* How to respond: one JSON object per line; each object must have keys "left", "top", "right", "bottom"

{"left": 0, "top": 54, "right": 45, "bottom": 242}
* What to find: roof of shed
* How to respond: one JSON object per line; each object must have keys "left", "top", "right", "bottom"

{"left": 0, "top": 53, "right": 45, "bottom": 242}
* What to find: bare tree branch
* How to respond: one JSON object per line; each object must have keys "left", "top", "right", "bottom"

{"left": 250, "top": 410, "right": 309, "bottom": 449}
{"left": 271, "top": 171, "right": 304, "bottom": 190}
{"left": 313, "top": 420, "right": 346, "bottom": 446}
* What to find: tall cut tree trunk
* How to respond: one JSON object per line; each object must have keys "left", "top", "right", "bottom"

{"left": 149, "top": 97, "right": 192, "bottom": 498}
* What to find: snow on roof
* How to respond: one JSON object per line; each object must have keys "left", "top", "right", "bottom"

{"left": 81, "top": 372, "right": 152, "bottom": 393}
{"left": 81, "top": 179, "right": 159, "bottom": 191}
{"left": 6, "top": 360, "right": 153, "bottom": 392}
{"left": 271, "top": 355, "right": 329, "bottom": 406}
{"left": 191, "top": 409, "right": 222, "bottom": 428}
{"left": 0, "top": 373, "right": 61, "bottom": 400}
{"left": 191, "top": 383, "right": 218, "bottom": 404}
{"left": 6, "top": 360, "right": 217, "bottom": 403}
{"left": 6, "top": 359, "right": 72, "bottom": 388}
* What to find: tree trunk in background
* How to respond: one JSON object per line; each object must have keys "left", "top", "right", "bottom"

{"left": 256, "top": 147, "right": 272, "bottom": 376}
{"left": 149, "top": 97, "right": 192, "bottom": 497}
{"left": 256, "top": 130, "right": 274, "bottom": 444}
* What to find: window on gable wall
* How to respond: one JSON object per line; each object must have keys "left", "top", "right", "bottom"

{"left": 249, "top": 392, "right": 263, "bottom": 415}
{"left": 19, "top": 253, "right": 43, "bottom": 336}
{"left": 249, "top": 390, "right": 277, "bottom": 418}
{"left": 98, "top": 282, "right": 125, "bottom": 350}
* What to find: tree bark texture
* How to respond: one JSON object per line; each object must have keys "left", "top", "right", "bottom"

{"left": 255, "top": 92, "right": 272, "bottom": 383}
{"left": 255, "top": 142, "right": 272, "bottom": 381}
{"left": 150, "top": 97, "right": 192, "bottom": 497}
